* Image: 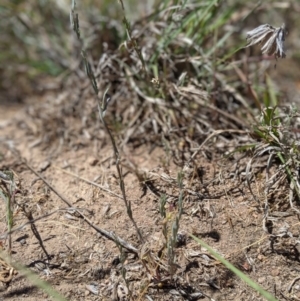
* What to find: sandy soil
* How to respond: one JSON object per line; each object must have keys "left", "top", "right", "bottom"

{"left": 1, "top": 89, "right": 300, "bottom": 301}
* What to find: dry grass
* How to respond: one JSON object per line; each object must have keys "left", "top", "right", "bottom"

{"left": 1, "top": 1, "right": 300, "bottom": 300}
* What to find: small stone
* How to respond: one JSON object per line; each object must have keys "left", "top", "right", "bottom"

{"left": 88, "top": 157, "right": 99, "bottom": 166}
{"left": 38, "top": 160, "right": 51, "bottom": 172}
{"left": 257, "top": 254, "right": 266, "bottom": 261}
{"left": 258, "top": 277, "right": 266, "bottom": 284}
{"left": 294, "top": 284, "right": 300, "bottom": 291}
{"left": 270, "top": 268, "right": 280, "bottom": 277}
{"left": 86, "top": 283, "right": 99, "bottom": 295}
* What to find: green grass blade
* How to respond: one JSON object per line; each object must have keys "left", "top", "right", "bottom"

{"left": 190, "top": 234, "right": 280, "bottom": 301}
{"left": 1, "top": 252, "right": 68, "bottom": 301}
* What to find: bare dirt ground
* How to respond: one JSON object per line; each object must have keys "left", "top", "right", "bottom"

{"left": 1, "top": 81, "right": 300, "bottom": 301}
{"left": 1, "top": 4, "right": 300, "bottom": 299}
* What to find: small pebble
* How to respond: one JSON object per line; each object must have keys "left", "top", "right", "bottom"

{"left": 257, "top": 254, "right": 266, "bottom": 261}
{"left": 88, "top": 157, "right": 99, "bottom": 166}
{"left": 270, "top": 268, "right": 280, "bottom": 277}
{"left": 86, "top": 283, "right": 99, "bottom": 295}
{"left": 38, "top": 160, "right": 51, "bottom": 172}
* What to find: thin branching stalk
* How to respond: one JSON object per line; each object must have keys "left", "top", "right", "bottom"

{"left": 70, "top": 0, "right": 143, "bottom": 242}
{"left": 167, "top": 171, "right": 184, "bottom": 277}
{"left": 98, "top": 88, "right": 144, "bottom": 242}
{"left": 114, "top": 235, "right": 131, "bottom": 298}
{"left": 118, "top": 0, "right": 147, "bottom": 74}
{"left": 159, "top": 194, "right": 168, "bottom": 241}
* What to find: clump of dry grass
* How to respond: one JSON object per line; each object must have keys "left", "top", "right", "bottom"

{"left": 244, "top": 22, "right": 300, "bottom": 219}
{"left": 18, "top": 0, "right": 257, "bottom": 164}
{"left": 3, "top": 1, "right": 300, "bottom": 300}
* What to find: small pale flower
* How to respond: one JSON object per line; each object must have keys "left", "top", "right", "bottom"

{"left": 245, "top": 23, "right": 286, "bottom": 58}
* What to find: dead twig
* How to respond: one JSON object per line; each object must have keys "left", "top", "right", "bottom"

{"left": 184, "top": 129, "right": 247, "bottom": 171}
{"left": 20, "top": 157, "right": 139, "bottom": 255}
{"left": 21, "top": 205, "right": 51, "bottom": 260}
{"left": 52, "top": 165, "right": 126, "bottom": 200}
{"left": 0, "top": 208, "right": 60, "bottom": 238}
{"left": 71, "top": 1, "right": 143, "bottom": 242}
{"left": 288, "top": 276, "right": 300, "bottom": 293}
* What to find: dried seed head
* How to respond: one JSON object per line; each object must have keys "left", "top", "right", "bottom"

{"left": 151, "top": 77, "right": 160, "bottom": 89}
{"left": 246, "top": 23, "right": 287, "bottom": 58}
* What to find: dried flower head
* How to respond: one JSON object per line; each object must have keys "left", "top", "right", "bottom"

{"left": 246, "top": 23, "right": 286, "bottom": 58}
